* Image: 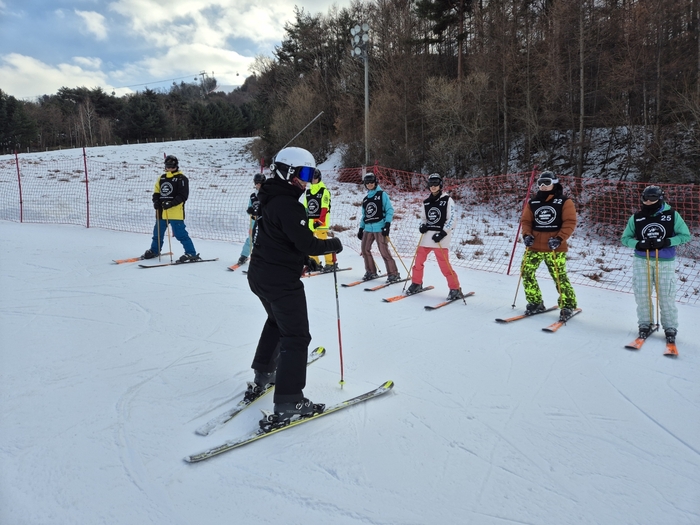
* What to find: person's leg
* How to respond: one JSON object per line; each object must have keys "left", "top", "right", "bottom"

{"left": 521, "top": 250, "right": 545, "bottom": 305}
{"left": 376, "top": 233, "right": 399, "bottom": 276}
{"left": 411, "top": 247, "right": 430, "bottom": 285}
{"left": 361, "top": 234, "right": 377, "bottom": 274}
{"left": 632, "top": 256, "right": 653, "bottom": 327}
{"left": 657, "top": 259, "right": 679, "bottom": 331}
{"left": 435, "top": 247, "right": 460, "bottom": 289}
{"left": 170, "top": 220, "right": 196, "bottom": 255}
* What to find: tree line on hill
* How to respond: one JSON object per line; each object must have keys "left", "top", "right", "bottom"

{"left": 2, "top": 0, "right": 699, "bottom": 183}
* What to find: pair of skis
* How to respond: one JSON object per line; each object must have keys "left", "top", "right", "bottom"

{"left": 186, "top": 346, "right": 394, "bottom": 462}
{"left": 495, "top": 306, "right": 582, "bottom": 332}
{"left": 625, "top": 329, "right": 679, "bottom": 357}
{"left": 381, "top": 285, "right": 476, "bottom": 311}
{"left": 496, "top": 306, "right": 679, "bottom": 356}
{"left": 138, "top": 258, "right": 219, "bottom": 268}
{"left": 113, "top": 252, "right": 172, "bottom": 264}
{"left": 302, "top": 267, "right": 352, "bottom": 278}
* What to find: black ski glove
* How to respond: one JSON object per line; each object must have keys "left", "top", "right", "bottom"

{"left": 523, "top": 234, "right": 534, "bottom": 247}
{"left": 548, "top": 236, "right": 562, "bottom": 250}
{"left": 326, "top": 237, "right": 343, "bottom": 254}
{"left": 381, "top": 222, "right": 391, "bottom": 237}
{"left": 161, "top": 200, "right": 173, "bottom": 210}
{"left": 419, "top": 224, "right": 429, "bottom": 234}
{"left": 246, "top": 206, "right": 255, "bottom": 215}
{"left": 432, "top": 230, "right": 447, "bottom": 243}
{"left": 648, "top": 238, "right": 670, "bottom": 249}
{"left": 357, "top": 228, "right": 364, "bottom": 240}
{"left": 313, "top": 220, "right": 323, "bottom": 229}
{"left": 153, "top": 201, "right": 161, "bottom": 210}
{"left": 635, "top": 240, "right": 649, "bottom": 251}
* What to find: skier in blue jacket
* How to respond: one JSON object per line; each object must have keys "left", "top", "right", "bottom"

{"left": 357, "top": 173, "right": 399, "bottom": 282}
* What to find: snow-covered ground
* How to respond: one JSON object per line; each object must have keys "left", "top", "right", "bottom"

{"left": 1, "top": 218, "right": 699, "bottom": 525}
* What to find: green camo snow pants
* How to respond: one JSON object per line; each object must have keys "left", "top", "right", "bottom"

{"left": 521, "top": 250, "right": 577, "bottom": 309}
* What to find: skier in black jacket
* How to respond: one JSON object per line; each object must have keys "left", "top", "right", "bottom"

{"left": 246, "top": 146, "right": 343, "bottom": 424}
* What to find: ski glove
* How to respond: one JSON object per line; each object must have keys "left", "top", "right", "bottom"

{"left": 246, "top": 206, "right": 255, "bottom": 215}
{"left": 635, "top": 240, "right": 649, "bottom": 251}
{"left": 313, "top": 220, "right": 323, "bottom": 229}
{"left": 432, "top": 230, "right": 447, "bottom": 243}
{"left": 162, "top": 201, "right": 174, "bottom": 210}
{"left": 648, "top": 238, "right": 670, "bottom": 249}
{"left": 153, "top": 201, "right": 161, "bottom": 210}
{"left": 326, "top": 237, "right": 343, "bottom": 254}
{"left": 419, "top": 224, "right": 429, "bottom": 234}
{"left": 523, "top": 234, "right": 534, "bottom": 247}
{"left": 381, "top": 222, "right": 391, "bottom": 237}
{"left": 548, "top": 236, "right": 562, "bottom": 250}
{"left": 357, "top": 228, "right": 364, "bottom": 240}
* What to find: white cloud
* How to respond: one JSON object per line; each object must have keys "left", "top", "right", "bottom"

{"left": 0, "top": 54, "right": 109, "bottom": 99}
{"left": 108, "top": 0, "right": 297, "bottom": 48}
{"left": 75, "top": 10, "right": 108, "bottom": 41}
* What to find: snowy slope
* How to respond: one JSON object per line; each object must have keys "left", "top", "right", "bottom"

{"left": 1, "top": 220, "right": 698, "bottom": 525}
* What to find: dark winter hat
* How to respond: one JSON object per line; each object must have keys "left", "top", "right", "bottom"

{"left": 427, "top": 173, "right": 443, "bottom": 189}
{"left": 313, "top": 168, "right": 322, "bottom": 181}
{"left": 641, "top": 185, "right": 664, "bottom": 202}
{"left": 363, "top": 173, "right": 377, "bottom": 185}
{"left": 164, "top": 155, "right": 179, "bottom": 169}
{"left": 253, "top": 173, "right": 265, "bottom": 184}
{"left": 536, "top": 170, "right": 559, "bottom": 186}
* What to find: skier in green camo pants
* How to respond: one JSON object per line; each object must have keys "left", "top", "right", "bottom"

{"left": 520, "top": 171, "right": 578, "bottom": 321}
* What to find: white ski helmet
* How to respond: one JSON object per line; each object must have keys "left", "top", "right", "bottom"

{"left": 270, "top": 147, "right": 316, "bottom": 182}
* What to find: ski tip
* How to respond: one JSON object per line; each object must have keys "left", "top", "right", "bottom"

{"left": 312, "top": 346, "right": 326, "bottom": 357}
{"left": 381, "top": 380, "right": 395, "bottom": 390}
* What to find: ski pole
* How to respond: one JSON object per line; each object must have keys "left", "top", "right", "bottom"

{"left": 156, "top": 209, "right": 161, "bottom": 261}
{"left": 511, "top": 247, "right": 528, "bottom": 308}
{"left": 550, "top": 250, "right": 562, "bottom": 304}
{"left": 387, "top": 236, "right": 412, "bottom": 279}
{"left": 654, "top": 249, "right": 661, "bottom": 330}
{"left": 437, "top": 240, "right": 467, "bottom": 304}
{"left": 398, "top": 234, "right": 423, "bottom": 293}
{"left": 645, "top": 249, "right": 656, "bottom": 330}
{"left": 331, "top": 253, "right": 345, "bottom": 387}
{"left": 164, "top": 212, "right": 173, "bottom": 263}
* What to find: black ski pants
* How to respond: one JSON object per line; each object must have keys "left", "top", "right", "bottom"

{"left": 247, "top": 278, "right": 311, "bottom": 404}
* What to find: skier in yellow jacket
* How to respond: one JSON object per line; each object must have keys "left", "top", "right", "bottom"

{"left": 303, "top": 169, "right": 336, "bottom": 272}
{"left": 142, "top": 155, "right": 199, "bottom": 263}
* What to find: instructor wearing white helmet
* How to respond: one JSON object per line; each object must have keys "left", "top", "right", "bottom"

{"left": 246, "top": 146, "right": 343, "bottom": 427}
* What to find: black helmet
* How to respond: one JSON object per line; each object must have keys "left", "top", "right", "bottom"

{"left": 363, "top": 173, "right": 377, "bottom": 186}
{"left": 536, "top": 170, "right": 559, "bottom": 187}
{"left": 253, "top": 173, "right": 265, "bottom": 184}
{"left": 427, "top": 173, "right": 443, "bottom": 190}
{"left": 313, "top": 168, "right": 322, "bottom": 181}
{"left": 164, "top": 155, "right": 178, "bottom": 169}
{"left": 641, "top": 185, "right": 664, "bottom": 202}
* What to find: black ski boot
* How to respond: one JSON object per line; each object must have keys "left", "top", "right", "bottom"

{"left": 406, "top": 283, "right": 423, "bottom": 295}
{"left": 525, "top": 302, "right": 546, "bottom": 316}
{"left": 665, "top": 328, "right": 677, "bottom": 344}
{"left": 559, "top": 307, "right": 573, "bottom": 322}
{"left": 142, "top": 249, "right": 157, "bottom": 260}
{"left": 260, "top": 398, "right": 325, "bottom": 431}
{"left": 638, "top": 324, "right": 653, "bottom": 340}
{"left": 362, "top": 271, "right": 379, "bottom": 281}
{"left": 178, "top": 253, "right": 202, "bottom": 263}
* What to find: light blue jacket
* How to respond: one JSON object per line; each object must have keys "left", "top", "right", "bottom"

{"left": 360, "top": 184, "right": 394, "bottom": 232}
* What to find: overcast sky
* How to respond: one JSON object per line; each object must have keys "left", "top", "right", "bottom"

{"left": 0, "top": 0, "right": 347, "bottom": 100}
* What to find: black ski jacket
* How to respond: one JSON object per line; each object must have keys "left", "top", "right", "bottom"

{"left": 248, "top": 177, "right": 338, "bottom": 294}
